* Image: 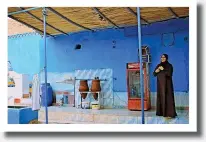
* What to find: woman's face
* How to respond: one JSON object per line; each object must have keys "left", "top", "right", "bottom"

{"left": 161, "top": 55, "right": 167, "bottom": 62}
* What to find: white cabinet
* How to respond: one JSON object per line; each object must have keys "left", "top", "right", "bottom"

{"left": 8, "top": 71, "right": 30, "bottom": 99}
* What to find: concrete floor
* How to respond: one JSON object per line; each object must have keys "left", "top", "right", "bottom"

{"left": 38, "top": 106, "right": 189, "bottom": 124}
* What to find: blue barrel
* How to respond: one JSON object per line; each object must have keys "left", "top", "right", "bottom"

{"left": 41, "top": 83, "right": 53, "bottom": 107}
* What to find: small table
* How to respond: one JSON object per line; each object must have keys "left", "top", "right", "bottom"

{"left": 80, "top": 91, "right": 102, "bottom": 109}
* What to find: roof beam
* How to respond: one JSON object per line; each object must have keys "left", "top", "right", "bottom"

{"left": 8, "top": 7, "right": 42, "bottom": 16}
{"left": 8, "top": 15, "right": 55, "bottom": 37}
{"left": 17, "top": 7, "right": 69, "bottom": 36}
{"left": 47, "top": 7, "right": 93, "bottom": 31}
{"left": 126, "top": 7, "right": 149, "bottom": 24}
{"left": 168, "top": 7, "right": 179, "bottom": 19}
{"left": 92, "top": 7, "right": 119, "bottom": 28}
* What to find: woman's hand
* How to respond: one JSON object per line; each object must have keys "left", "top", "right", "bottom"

{"left": 158, "top": 66, "right": 164, "bottom": 70}
{"left": 155, "top": 69, "right": 160, "bottom": 73}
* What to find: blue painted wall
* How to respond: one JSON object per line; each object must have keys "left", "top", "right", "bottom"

{"left": 40, "top": 18, "right": 189, "bottom": 92}
{"left": 8, "top": 18, "right": 189, "bottom": 93}
{"left": 8, "top": 33, "right": 42, "bottom": 75}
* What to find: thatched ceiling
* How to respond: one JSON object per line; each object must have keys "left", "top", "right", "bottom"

{"left": 8, "top": 7, "right": 189, "bottom": 37}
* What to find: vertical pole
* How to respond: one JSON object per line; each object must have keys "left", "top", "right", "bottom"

{"left": 137, "top": 7, "right": 145, "bottom": 124}
{"left": 43, "top": 7, "right": 48, "bottom": 124}
{"left": 73, "top": 77, "right": 76, "bottom": 107}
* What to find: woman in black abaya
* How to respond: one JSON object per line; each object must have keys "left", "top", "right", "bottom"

{"left": 153, "top": 54, "right": 177, "bottom": 118}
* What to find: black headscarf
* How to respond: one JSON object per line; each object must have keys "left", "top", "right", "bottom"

{"left": 159, "top": 54, "right": 169, "bottom": 68}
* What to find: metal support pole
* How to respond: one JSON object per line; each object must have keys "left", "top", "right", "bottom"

{"left": 137, "top": 7, "right": 145, "bottom": 124}
{"left": 73, "top": 77, "right": 76, "bottom": 107}
{"left": 43, "top": 7, "right": 48, "bottom": 124}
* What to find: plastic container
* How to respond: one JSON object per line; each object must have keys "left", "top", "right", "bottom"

{"left": 63, "top": 94, "right": 68, "bottom": 104}
{"left": 82, "top": 102, "right": 90, "bottom": 109}
{"left": 91, "top": 104, "right": 100, "bottom": 110}
{"left": 14, "top": 98, "right": 21, "bottom": 104}
{"left": 41, "top": 83, "right": 53, "bottom": 107}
